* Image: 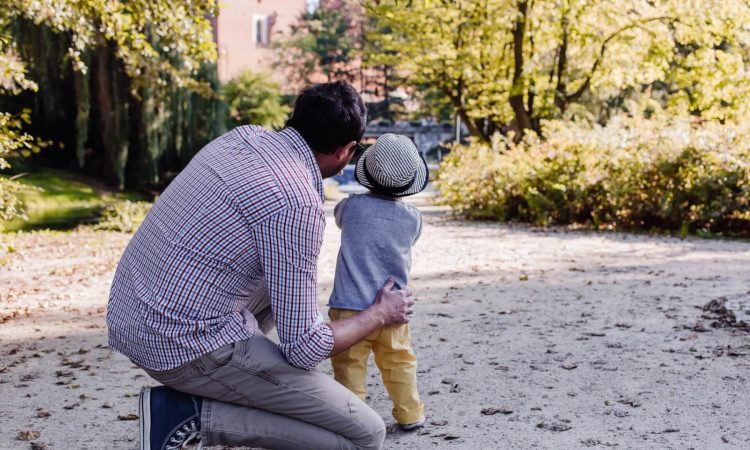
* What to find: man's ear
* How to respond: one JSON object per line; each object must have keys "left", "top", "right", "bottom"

{"left": 337, "top": 141, "right": 357, "bottom": 158}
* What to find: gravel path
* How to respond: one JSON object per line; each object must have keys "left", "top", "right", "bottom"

{"left": 1, "top": 197, "right": 749, "bottom": 449}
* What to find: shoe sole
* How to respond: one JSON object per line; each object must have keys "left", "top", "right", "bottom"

{"left": 400, "top": 418, "right": 426, "bottom": 431}
{"left": 140, "top": 387, "right": 151, "bottom": 450}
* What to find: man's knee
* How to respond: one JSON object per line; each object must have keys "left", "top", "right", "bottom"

{"left": 365, "top": 424, "right": 386, "bottom": 450}
{"left": 349, "top": 402, "right": 386, "bottom": 450}
{"left": 354, "top": 415, "right": 385, "bottom": 450}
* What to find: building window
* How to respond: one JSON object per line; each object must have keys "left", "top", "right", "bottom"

{"left": 253, "top": 15, "right": 269, "bottom": 47}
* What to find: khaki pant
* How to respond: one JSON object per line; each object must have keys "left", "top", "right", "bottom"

{"left": 145, "top": 335, "right": 385, "bottom": 450}
{"left": 328, "top": 308, "right": 425, "bottom": 425}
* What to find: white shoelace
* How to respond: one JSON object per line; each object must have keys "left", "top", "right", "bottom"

{"left": 165, "top": 420, "right": 200, "bottom": 449}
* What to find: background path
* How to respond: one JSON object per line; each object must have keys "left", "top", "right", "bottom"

{"left": 1, "top": 197, "right": 749, "bottom": 449}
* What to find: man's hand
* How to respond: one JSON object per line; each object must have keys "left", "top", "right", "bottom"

{"left": 373, "top": 278, "right": 415, "bottom": 325}
{"left": 327, "top": 278, "right": 416, "bottom": 358}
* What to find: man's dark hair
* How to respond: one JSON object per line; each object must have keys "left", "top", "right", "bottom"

{"left": 286, "top": 81, "right": 367, "bottom": 154}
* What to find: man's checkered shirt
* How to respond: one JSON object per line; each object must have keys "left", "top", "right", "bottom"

{"left": 106, "top": 126, "right": 334, "bottom": 371}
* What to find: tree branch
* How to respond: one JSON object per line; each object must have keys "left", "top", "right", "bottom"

{"left": 566, "top": 16, "right": 677, "bottom": 102}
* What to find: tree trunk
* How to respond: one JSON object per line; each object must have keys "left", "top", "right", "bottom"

{"left": 73, "top": 51, "right": 91, "bottom": 169}
{"left": 554, "top": 11, "right": 569, "bottom": 114}
{"left": 93, "top": 42, "right": 129, "bottom": 189}
{"left": 510, "top": 0, "right": 532, "bottom": 140}
{"left": 455, "top": 105, "right": 484, "bottom": 140}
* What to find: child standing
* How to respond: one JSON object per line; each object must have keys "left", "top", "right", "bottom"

{"left": 328, "top": 133, "right": 428, "bottom": 430}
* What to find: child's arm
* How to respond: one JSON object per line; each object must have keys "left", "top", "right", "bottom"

{"left": 413, "top": 211, "right": 423, "bottom": 244}
{"left": 333, "top": 196, "right": 349, "bottom": 229}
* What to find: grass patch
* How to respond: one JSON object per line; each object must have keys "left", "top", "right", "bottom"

{"left": 1, "top": 169, "right": 145, "bottom": 231}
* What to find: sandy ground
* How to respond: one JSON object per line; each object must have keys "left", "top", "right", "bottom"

{"left": 1, "top": 194, "right": 750, "bottom": 450}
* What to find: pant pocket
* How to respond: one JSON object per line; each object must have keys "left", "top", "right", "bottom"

{"left": 232, "top": 336, "right": 285, "bottom": 372}
{"left": 146, "top": 364, "right": 200, "bottom": 387}
{"left": 205, "top": 342, "right": 236, "bottom": 366}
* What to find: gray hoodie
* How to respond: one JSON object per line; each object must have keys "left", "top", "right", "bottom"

{"left": 328, "top": 193, "right": 422, "bottom": 311}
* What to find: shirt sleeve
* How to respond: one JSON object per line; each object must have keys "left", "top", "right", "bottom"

{"left": 253, "top": 206, "right": 334, "bottom": 370}
{"left": 413, "top": 210, "right": 424, "bottom": 244}
{"left": 333, "top": 197, "right": 349, "bottom": 229}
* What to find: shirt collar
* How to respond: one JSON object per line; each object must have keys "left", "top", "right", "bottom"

{"left": 279, "top": 127, "right": 324, "bottom": 202}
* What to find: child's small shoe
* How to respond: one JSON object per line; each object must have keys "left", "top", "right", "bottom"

{"left": 399, "top": 418, "right": 426, "bottom": 431}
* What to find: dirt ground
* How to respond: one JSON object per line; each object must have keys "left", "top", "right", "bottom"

{"left": 1, "top": 195, "right": 750, "bottom": 449}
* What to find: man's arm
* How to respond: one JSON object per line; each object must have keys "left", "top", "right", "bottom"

{"left": 254, "top": 206, "right": 333, "bottom": 370}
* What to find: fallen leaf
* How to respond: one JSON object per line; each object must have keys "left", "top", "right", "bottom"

{"left": 537, "top": 422, "right": 571, "bottom": 432}
{"left": 17, "top": 431, "right": 41, "bottom": 441}
{"left": 118, "top": 414, "right": 139, "bottom": 421}
{"left": 618, "top": 398, "right": 641, "bottom": 408}
{"left": 482, "top": 407, "right": 513, "bottom": 415}
{"left": 562, "top": 363, "right": 578, "bottom": 370}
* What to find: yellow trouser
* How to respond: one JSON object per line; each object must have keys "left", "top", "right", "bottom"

{"left": 329, "top": 308, "right": 425, "bottom": 425}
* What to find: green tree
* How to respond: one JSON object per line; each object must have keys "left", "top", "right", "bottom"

{"left": 222, "top": 71, "right": 290, "bottom": 130}
{"left": 274, "top": 0, "right": 363, "bottom": 86}
{"left": 5, "top": 0, "right": 218, "bottom": 94}
{"left": 1, "top": 1, "right": 223, "bottom": 190}
{"left": 368, "top": 0, "right": 750, "bottom": 140}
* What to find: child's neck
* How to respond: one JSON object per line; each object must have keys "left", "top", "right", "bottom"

{"left": 367, "top": 191, "right": 401, "bottom": 202}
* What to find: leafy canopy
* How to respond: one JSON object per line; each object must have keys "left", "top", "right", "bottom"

{"left": 4, "top": 0, "right": 219, "bottom": 94}
{"left": 368, "top": 0, "right": 750, "bottom": 139}
{"left": 0, "top": 30, "right": 38, "bottom": 223}
{"left": 274, "top": 1, "right": 362, "bottom": 86}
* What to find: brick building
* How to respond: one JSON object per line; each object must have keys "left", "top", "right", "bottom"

{"left": 212, "top": 0, "right": 310, "bottom": 83}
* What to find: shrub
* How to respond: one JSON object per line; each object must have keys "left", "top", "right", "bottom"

{"left": 94, "top": 200, "right": 152, "bottom": 233}
{"left": 437, "top": 117, "right": 750, "bottom": 236}
{"left": 221, "top": 71, "right": 290, "bottom": 130}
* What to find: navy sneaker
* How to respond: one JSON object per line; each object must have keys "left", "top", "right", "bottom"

{"left": 139, "top": 386, "right": 203, "bottom": 450}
